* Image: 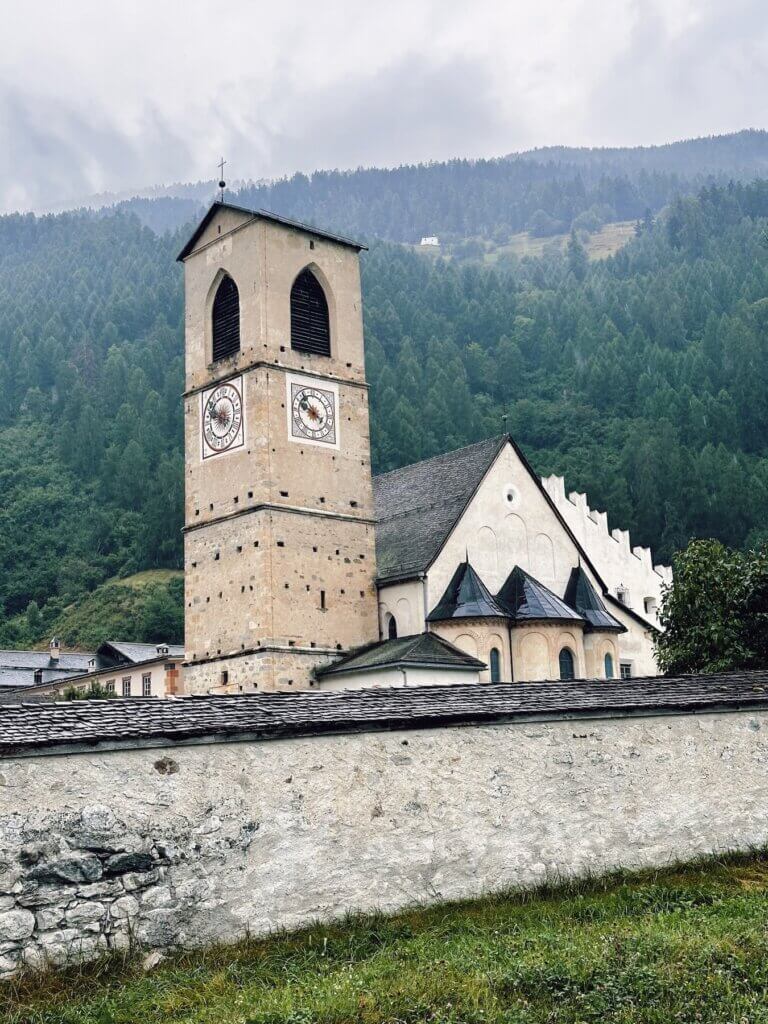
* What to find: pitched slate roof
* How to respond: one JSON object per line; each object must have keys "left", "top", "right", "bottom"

{"left": 373, "top": 436, "right": 506, "bottom": 582}
{"left": 427, "top": 561, "right": 507, "bottom": 621}
{"left": 177, "top": 200, "right": 367, "bottom": 261}
{"left": 4, "top": 671, "right": 768, "bottom": 757}
{"left": 318, "top": 633, "right": 486, "bottom": 677}
{"left": 0, "top": 650, "right": 96, "bottom": 691}
{"left": 564, "top": 567, "right": 626, "bottom": 632}
{"left": 496, "top": 566, "right": 584, "bottom": 624}
{"left": 99, "top": 642, "right": 185, "bottom": 666}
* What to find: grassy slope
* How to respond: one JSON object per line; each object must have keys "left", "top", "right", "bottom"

{"left": 5, "top": 852, "right": 768, "bottom": 1023}
{"left": 488, "top": 221, "right": 637, "bottom": 262}
{"left": 7, "top": 571, "right": 184, "bottom": 652}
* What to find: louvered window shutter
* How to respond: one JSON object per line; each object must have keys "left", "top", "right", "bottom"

{"left": 212, "top": 276, "right": 240, "bottom": 362}
{"left": 290, "top": 270, "right": 330, "bottom": 356}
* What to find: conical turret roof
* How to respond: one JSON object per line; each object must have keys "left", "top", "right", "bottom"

{"left": 563, "top": 566, "right": 626, "bottom": 632}
{"left": 427, "top": 560, "right": 507, "bottom": 622}
{"left": 496, "top": 566, "right": 584, "bottom": 624}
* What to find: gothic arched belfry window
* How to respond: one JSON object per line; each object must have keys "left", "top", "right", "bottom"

{"left": 291, "top": 269, "right": 331, "bottom": 356}
{"left": 212, "top": 275, "right": 240, "bottom": 362}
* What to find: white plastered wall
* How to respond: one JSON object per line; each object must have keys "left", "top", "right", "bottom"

{"left": 541, "top": 474, "right": 672, "bottom": 626}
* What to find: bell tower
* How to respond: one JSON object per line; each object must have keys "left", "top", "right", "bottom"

{"left": 178, "top": 201, "right": 379, "bottom": 693}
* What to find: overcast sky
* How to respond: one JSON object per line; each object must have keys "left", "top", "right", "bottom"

{"left": 2, "top": 0, "right": 766, "bottom": 213}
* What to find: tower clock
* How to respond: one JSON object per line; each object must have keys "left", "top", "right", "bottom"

{"left": 178, "top": 202, "right": 379, "bottom": 694}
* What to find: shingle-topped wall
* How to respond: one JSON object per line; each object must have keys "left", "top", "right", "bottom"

{"left": 3, "top": 674, "right": 768, "bottom": 979}
{"left": 3, "top": 671, "right": 768, "bottom": 756}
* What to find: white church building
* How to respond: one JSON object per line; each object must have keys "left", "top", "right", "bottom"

{"left": 321, "top": 434, "right": 670, "bottom": 688}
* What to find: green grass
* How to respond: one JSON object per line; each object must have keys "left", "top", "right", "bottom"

{"left": 487, "top": 222, "right": 637, "bottom": 263}
{"left": 5, "top": 852, "right": 768, "bottom": 1023}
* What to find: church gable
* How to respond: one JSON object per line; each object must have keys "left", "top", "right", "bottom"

{"left": 373, "top": 436, "right": 506, "bottom": 581}
{"left": 426, "top": 437, "right": 595, "bottom": 609}
{"left": 177, "top": 203, "right": 256, "bottom": 262}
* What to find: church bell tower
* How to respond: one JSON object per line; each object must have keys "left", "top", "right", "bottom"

{"left": 177, "top": 201, "right": 379, "bottom": 693}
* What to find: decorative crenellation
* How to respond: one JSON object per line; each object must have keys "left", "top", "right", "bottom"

{"left": 541, "top": 475, "right": 673, "bottom": 612}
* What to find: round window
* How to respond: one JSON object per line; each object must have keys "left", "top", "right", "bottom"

{"left": 503, "top": 484, "right": 519, "bottom": 507}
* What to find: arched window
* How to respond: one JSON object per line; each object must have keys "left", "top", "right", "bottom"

{"left": 559, "top": 647, "right": 575, "bottom": 681}
{"left": 387, "top": 614, "right": 398, "bottom": 640}
{"left": 604, "top": 652, "right": 614, "bottom": 679}
{"left": 212, "top": 275, "right": 240, "bottom": 362}
{"left": 489, "top": 647, "right": 501, "bottom": 683}
{"left": 291, "top": 269, "right": 330, "bottom": 356}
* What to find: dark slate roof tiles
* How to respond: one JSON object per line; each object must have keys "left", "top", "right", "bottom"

{"left": 496, "top": 566, "right": 584, "bottom": 624}
{"left": 563, "top": 567, "right": 626, "bottom": 632}
{"left": 4, "top": 671, "right": 768, "bottom": 757}
{"left": 318, "top": 633, "right": 486, "bottom": 675}
{"left": 373, "top": 436, "right": 505, "bottom": 581}
{"left": 427, "top": 560, "right": 507, "bottom": 621}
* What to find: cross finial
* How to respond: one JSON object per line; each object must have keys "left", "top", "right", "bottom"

{"left": 217, "top": 157, "right": 227, "bottom": 202}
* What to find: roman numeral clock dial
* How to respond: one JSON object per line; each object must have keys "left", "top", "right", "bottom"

{"left": 201, "top": 377, "right": 245, "bottom": 459}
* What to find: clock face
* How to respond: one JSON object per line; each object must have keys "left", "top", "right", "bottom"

{"left": 201, "top": 378, "right": 245, "bottom": 459}
{"left": 290, "top": 382, "right": 337, "bottom": 446}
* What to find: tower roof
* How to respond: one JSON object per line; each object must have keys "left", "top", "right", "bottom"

{"left": 177, "top": 200, "right": 367, "bottom": 262}
{"left": 563, "top": 567, "right": 626, "bottom": 633}
{"left": 427, "top": 560, "right": 507, "bottom": 622}
{"left": 496, "top": 566, "right": 584, "bottom": 624}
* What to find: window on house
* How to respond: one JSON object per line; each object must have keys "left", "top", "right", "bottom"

{"left": 489, "top": 647, "right": 501, "bottom": 683}
{"left": 212, "top": 275, "right": 240, "bottom": 362}
{"left": 604, "top": 653, "right": 614, "bottom": 679}
{"left": 122, "top": 677, "right": 131, "bottom": 697}
{"left": 33, "top": 669, "right": 43, "bottom": 684}
{"left": 290, "top": 269, "right": 330, "bottom": 356}
{"left": 644, "top": 597, "right": 658, "bottom": 615}
{"left": 105, "top": 679, "right": 115, "bottom": 694}
{"left": 620, "top": 662, "right": 632, "bottom": 680}
{"left": 616, "top": 587, "right": 630, "bottom": 606}
{"left": 387, "top": 614, "right": 397, "bottom": 640}
{"left": 142, "top": 673, "right": 151, "bottom": 697}
{"left": 558, "top": 647, "right": 575, "bottom": 681}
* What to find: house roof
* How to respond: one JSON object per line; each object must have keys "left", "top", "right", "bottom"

{"left": 427, "top": 560, "right": 507, "bottom": 621}
{"left": 317, "top": 633, "right": 486, "bottom": 677}
{"left": 563, "top": 567, "right": 626, "bottom": 633}
{"left": 496, "top": 566, "right": 585, "bottom": 624}
{"left": 176, "top": 200, "right": 367, "bottom": 262}
{"left": 373, "top": 436, "right": 507, "bottom": 582}
{"left": 0, "top": 642, "right": 184, "bottom": 692}
{"left": 0, "top": 649, "right": 95, "bottom": 691}
{"left": 4, "top": 671, "right": 768, "bottom": 757}
{"left": 98, "top": 642, "right": 184, "bottom": 667}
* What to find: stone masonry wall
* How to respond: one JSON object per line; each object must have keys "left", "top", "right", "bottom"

{"left": 2, "top": 710, "right": 768, "bottom": 976}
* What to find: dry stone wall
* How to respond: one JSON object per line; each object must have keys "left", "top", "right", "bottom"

{"left": 2, "top": 710, "right": 768, "bottom": 976}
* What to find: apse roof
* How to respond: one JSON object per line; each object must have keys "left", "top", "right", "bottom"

{"left": 563, "top": 567, "right": 626, "bottom": 633}
{"left": 317, "top": 632, "right": 486, "bottom": 677}
{"left": 496, "top": 566, "right": 584, "bottom": 624}
{"left": 427, "top": 560, "right": 507, "bottom": 621}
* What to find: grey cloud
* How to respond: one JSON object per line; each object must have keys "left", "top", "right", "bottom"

{"left": 0, "top": 85, "right": 194, "bottom": 212}
{"left": 586, "top": 0, "right": 768, "bottom": 143}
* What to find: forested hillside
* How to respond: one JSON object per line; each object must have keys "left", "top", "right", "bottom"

{"left": 3, "top": 174, "right": 768, "bottom": 647}
{"left": 106, "top": 130, "right": 768, "bottom": 240}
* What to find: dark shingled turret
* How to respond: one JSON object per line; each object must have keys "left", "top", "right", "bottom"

{"left": 563, "top": 567, "right": 626, "bottom": 633}
{"left": 496, "top": 566, "right": 584, "bottom": 624}
{"left": 427, "top": 560, "right": 507, "bottom": 622}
